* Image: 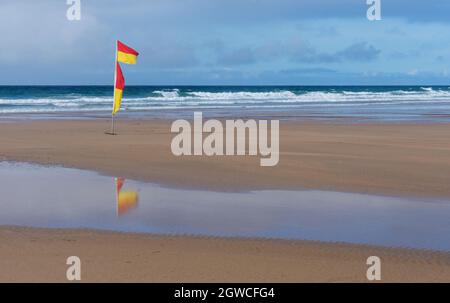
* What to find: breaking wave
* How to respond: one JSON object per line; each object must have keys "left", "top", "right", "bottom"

{"left": 1, "top": 86, "right": 450, "bottom": 114}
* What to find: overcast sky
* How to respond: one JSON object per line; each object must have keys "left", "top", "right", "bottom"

{"left": 1, "top": 0, "right": 449, "bottom": 85}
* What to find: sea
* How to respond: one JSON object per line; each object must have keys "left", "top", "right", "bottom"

{"left": 1, "top": 85, "right": 450, "bottom": 122}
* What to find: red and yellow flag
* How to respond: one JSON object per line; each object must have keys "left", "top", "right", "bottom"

{"left": 113, "top": 62, "right": 125, "bottom": 115}
{"left": 115, "top": 177, "right": 139, "bottom": 216}
{"left": 112, "top": 41, "right": 139, "bottom": 115}
{"left": 117, "top": 41, "right": 139, "bottom": 65}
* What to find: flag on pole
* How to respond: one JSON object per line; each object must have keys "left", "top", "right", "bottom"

{"left": 113, "top": 62, "right": 125, "bottom": 115}
{"left": 117, "top": 41, "right": 139, "bottom": 65}
{"left": 112, "top": 40, "right": 139, "bottom": 116}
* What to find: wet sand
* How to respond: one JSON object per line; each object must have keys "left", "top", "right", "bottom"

{"left": 1, "top": 119, "right": 450, "bottom": 282}
{"left": 1, "top": 226, "right": 449, "bottom": 282}
{"left": 1, "top": 119, "right": 450, "bottom": 197}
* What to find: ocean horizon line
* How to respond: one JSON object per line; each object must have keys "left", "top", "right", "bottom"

{"left": 0, "top": 84, "right": 449, "bottom": 87}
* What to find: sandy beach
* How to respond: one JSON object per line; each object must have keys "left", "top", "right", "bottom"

{"left": 1, "top": 226, "right": 449, "bottom": 283}
{"left": 1, "top": 119, "right": 450, "bottom": 282}
{"left": 1, "top": 119, "right": 450, "bottom": 197}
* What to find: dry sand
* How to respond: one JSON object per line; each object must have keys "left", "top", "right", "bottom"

{"left": 1, "top": 119, "right": 450, "bottom": 282}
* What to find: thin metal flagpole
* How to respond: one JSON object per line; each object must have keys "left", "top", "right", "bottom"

{"left": 111, "top": 113, "right": 115, "bottom": 134}
{"left": 115, "top": 177, "right": 119, "bottom": 217}
{"left": 107, "top": 41, "right": 118, "bottom": 135}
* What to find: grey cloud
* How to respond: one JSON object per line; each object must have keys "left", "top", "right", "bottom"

{"left": 141, "top": 44, "right": 200, "bottom": 68}
{"left": 291, "top": 42, "right": 381, "bottom": 63}
{"left": 0, "top": 1, "right": 108, "bottom": 65}
{"left": 216, "top": 48, "right": 257, "bottom": 66}
{"left": 280, "top": 67, "right": 337, "bottom": 75}
{"left": 336, "top": 42, "right": 381, "bottom": 62}
{"left": 92, "top": 0, "right": 450, "bottom": 24}
{"left": 290, "top": 46, "right": 340, "bottom": 64}
{"left": 216, "top": 41, "right": 381, "bottom": 66}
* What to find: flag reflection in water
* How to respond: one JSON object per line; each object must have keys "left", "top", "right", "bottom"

{"left": 115, "top": 177, "right": 139, "bottom": 216}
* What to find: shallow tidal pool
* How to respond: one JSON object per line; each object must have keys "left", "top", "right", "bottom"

{"left": 0, "top": 162, "right": 449, "bottom": 251}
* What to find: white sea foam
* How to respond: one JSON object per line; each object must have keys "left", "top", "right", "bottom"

{"left": 1, "top": 88, "right": 450, "bottom": 114}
